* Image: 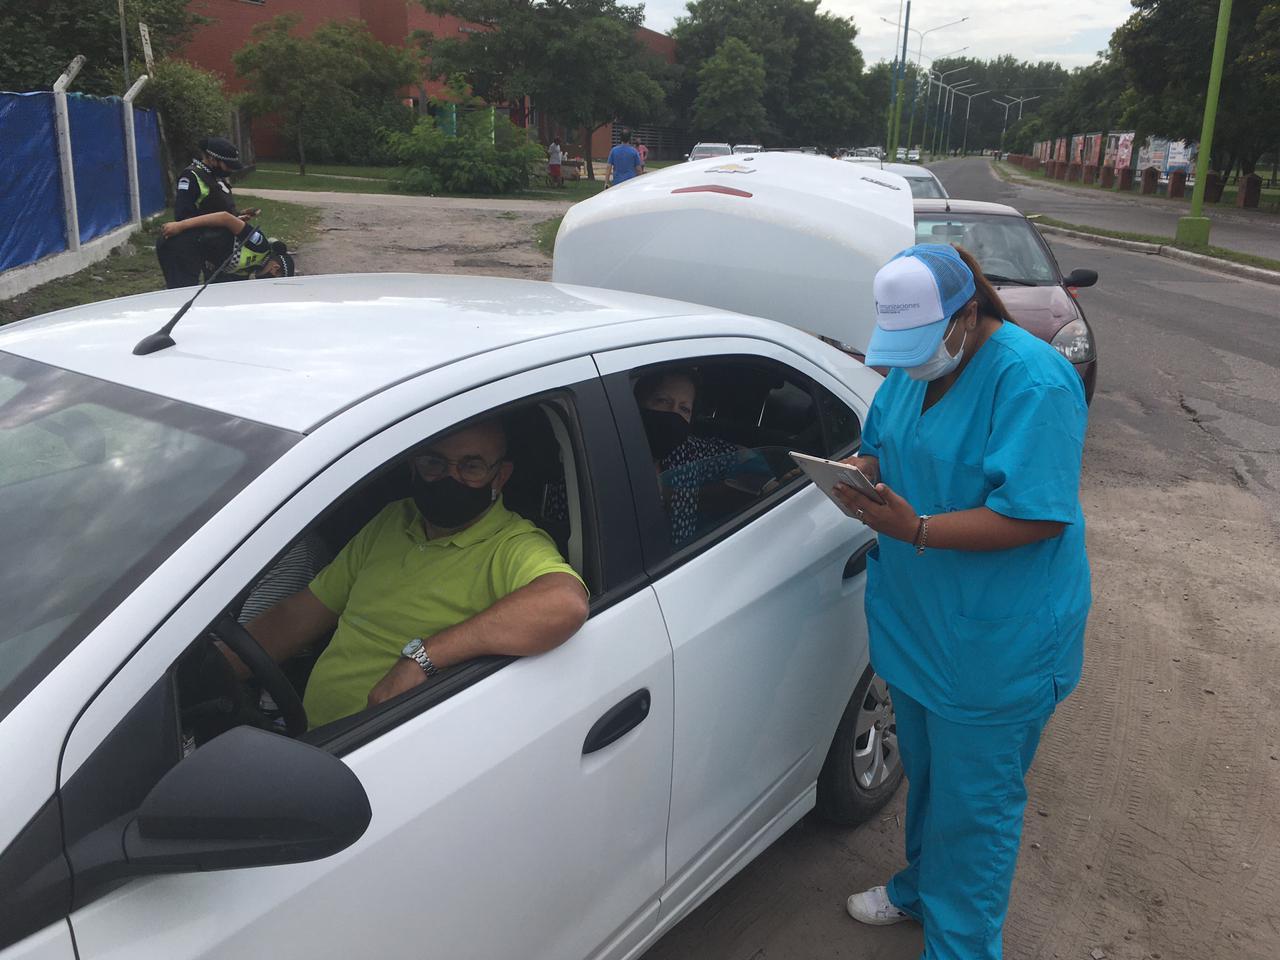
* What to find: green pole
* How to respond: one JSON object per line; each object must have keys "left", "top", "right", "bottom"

{"left": 1176, "top": 0, "right": 1233, "bottom": 248}
{"left": 890, "top": 1, "right": 912, "bottom": 157}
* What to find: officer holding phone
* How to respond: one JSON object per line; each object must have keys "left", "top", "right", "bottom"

{"left": 835, "top": 244, "right": 1091, "bottom": 960}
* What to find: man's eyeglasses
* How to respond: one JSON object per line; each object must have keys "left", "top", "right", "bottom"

{"left": 413, "top": 452, "right": 504, "bottom": 485}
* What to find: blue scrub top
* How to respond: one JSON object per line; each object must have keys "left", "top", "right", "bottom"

{"left": 860, "top": 321, "right": 1091, "bottom": 724}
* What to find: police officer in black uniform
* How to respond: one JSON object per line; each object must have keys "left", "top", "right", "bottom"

{"left": 174, "top": 135, "right": 246, "bottom": 220}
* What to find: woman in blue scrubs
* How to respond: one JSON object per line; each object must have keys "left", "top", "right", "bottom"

{"left": 837, "top": 244, "right": 1091, "bottom": 960}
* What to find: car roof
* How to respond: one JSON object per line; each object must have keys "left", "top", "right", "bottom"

{"left": 693, "top": 142, "right": 731, "bottom": 148}
{"left": 0, "top": 273, "right": 727, "bottom": 433}
{"left": 911, "top": 198, "right": 1025, "bottom": 217}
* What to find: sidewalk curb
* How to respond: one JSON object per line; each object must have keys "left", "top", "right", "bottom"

{"left": 1034, "top": 223, "right": 1280, "bottom": 287}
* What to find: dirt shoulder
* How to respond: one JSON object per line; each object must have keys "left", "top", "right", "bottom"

{"left": 237, "top": 187, "right": 571, "bottom": 280}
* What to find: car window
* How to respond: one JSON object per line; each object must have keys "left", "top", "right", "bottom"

{"left": 0, "top": 353, "right": 297, "bottom": 723}
{"left": 625, "top": 358, "right": 861, "bottom": 557}
{"left": 914, "top": 213, "right": 1058, "bottom": 284}
{"left": 907, "top": 176, "right": 946, "bottom": 199}
{"left": 171, "top": 392, "right": 601, "bottom": 753}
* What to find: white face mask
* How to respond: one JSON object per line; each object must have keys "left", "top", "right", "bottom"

{"left": 906, "top": 320, "right": 967, "bottom": 382}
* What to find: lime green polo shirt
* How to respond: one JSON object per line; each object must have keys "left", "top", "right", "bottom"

{"left": 303, "top": 497, "right": 582, "bottom": 728}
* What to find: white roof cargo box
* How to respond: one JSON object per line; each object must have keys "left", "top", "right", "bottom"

{"left": 552, "top": 153, "right": 916, "bottom": 354}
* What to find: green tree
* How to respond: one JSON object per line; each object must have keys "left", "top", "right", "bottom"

{"left": 0, "top": 0, "right": 204, "bottom": 95}
{"left": 673, "top": 0, "right": 866, "bottom": 147}
{"left": 692, "top": 38, "right": 766, "bottom": 140}
{"left": 233, "top": 16, "right": 419, "bottom": 173}
{"left": 133, "top": 58, "right": 230, "bottom": 170}
{"left": 1114, "top": 0, "right": 1280, "bottom": 174}
{"left": 418, "top": 0, "right": 668, "bottom": 178}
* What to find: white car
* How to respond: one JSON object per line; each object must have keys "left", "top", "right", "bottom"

{"left": 907, "top": 148, "right": 921, "bottom": 163}
{"left": 0, "top": 156, "right": 912, "bottom": 960}
{"left": 732, "top": 143, "right": 763, "bottom": 154}
{"left": 686, "top": 142, "right": 732, "bottom": 161}
{"left": 842, "top": 157, "right": 948, "bottom": 199}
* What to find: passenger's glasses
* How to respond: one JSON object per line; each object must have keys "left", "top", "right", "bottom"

{"left": 413, "top": 452, "right": 501, "bottom": 485}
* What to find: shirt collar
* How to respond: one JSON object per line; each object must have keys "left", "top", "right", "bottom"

{"left": 403, "top": 496, "right": 514, "bottom": 548}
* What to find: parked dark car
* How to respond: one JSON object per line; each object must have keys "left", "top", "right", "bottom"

{"left": 913, "top": 198, "right": 1099, "bottom": 403}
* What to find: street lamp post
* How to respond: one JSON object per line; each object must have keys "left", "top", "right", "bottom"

{"left": 943, "top": 81, "right": 975, "bottom": 156}
{"left": 958, "top": 88, "right": 991, "bottom": 156}
{"left": 889, "top": 1, "right": 913, "bottom": 158}
{"left": 919, "top": 50, "right": 967, "bottom": 156}
{"left": 1176, "top": 0, "right": 1234, "bottom": 248}
{"left": 993, "top": 95, "right": 1038, "bottom": 156}
{"left": 928, "top": 67, "right": 967, "bottom": 158}
{"left": 881, "top": 16, "right": 968, "bottom": 157}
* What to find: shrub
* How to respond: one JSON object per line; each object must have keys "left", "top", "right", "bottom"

{"left": 388, "top": 107, "right": 545, "bottom": 195}
{"left": 284, "top": 100, "right": 415, "bottom": 166}
{"left": 134, "top": 59, "right": 230, "bottom": 169}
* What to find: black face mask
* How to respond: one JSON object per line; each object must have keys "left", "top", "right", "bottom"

{"left": 640, "top": 408, "right": 690, "bottom": 462}
{"left": 411, "top": 473, "right": 494, "bottom": 529}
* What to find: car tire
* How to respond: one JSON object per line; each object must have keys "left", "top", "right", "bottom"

{"left": 815, "top": 664, "right": 904, "bottom": 826}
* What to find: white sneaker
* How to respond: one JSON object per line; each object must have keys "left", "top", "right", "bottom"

{"left": 846, "top": 885, "right": 911, "bottom": 926}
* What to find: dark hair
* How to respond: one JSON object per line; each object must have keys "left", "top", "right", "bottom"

{"left": 951, "top": 245, "right": 1016, "bottom": 326}
{"left": 634, "top": 368, "right": 700, "bottom": 404}
{"left": 619, "top": 129, "right": 632, "bottom": 143}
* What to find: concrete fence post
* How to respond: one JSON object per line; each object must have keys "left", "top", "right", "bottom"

{"left": 122, "top": 75, "right": 149, "bottom": 225}
{"left": 52, "top": 55, "right": 86, "bottom": 253}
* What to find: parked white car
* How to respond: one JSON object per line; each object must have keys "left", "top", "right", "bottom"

{"left": 0, "top": 155, "right": 913, "bottom": 960}
{"left": 842, "top": 157, "right": 948, "bottom": 199}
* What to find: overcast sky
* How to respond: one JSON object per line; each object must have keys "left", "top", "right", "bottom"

{"left": 642, "top": 0, "right": 1135, "bottom": 71}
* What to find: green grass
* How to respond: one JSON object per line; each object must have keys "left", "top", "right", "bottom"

{"left": 0, "top": 197, "right": 322, "bottom": 327}
{"left": 1033, "top": 215, "right": 1280, "bottom": 273}
{"left": 252, "top": 161, "right": 405, "bottom": 180}
{"left": 534, "top": 216, "right": 564, "bottom": 257}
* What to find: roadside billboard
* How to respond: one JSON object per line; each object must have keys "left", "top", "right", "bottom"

{"left": 1166, "top": 140, "right": 1194, "bottom": 174}
{"left": 1115, "top": 131, "right": 1134, "bottom": 170}
{"left": 1084, "top": 132, "right": 1104, "bottom": 166}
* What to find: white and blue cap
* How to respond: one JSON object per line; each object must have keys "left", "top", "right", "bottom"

{"left": 865, "top": 244, "right": 976, "bottom": 367}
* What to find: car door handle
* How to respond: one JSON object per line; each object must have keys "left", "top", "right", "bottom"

{"left": 583, "top": 689, "right": 651, "bottom": 755}
{"left": 843, "top": 538, "right": 878, "bottom": 580}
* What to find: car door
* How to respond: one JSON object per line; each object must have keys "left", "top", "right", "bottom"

{"left": 595, "top": 337, "right": 877, "bottom": 922}
{"left": 57, "top": 358, "right": 674, "bottom": 960}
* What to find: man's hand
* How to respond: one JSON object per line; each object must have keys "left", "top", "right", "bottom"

{"left": 160, "top": 221, "right": 183, "bottom": 239}
{"left": 833, "top": 480, "right": 919, "bottom": 543}
{"left": 368, "top": 657, "right": 426, "bottom": 708}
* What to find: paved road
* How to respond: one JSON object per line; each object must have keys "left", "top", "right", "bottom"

{"left": 646, "top": 202, "right": 1280, "bottom": 957}
{"left": 929, "top": 156, "right": 1280, "bottom": 261}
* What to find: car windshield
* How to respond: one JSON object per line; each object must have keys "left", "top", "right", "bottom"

{"left": 0, "top": 353, "right": 298, "bottom": 721}
{"left": 906, "top": 176, "right": 947, "bottom": 199}
{"left": 913, "top": 212, "right": 1059, "bottom": 285}
{"left": 692, "top": 145, "right": 732, "bottom": 158}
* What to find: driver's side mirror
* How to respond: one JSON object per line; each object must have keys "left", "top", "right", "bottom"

{"left": 124, "top": 725, "right": 371, "bottom": 872}
{"left": 1064, "top": 268, "right": 1098, "bottom": 288}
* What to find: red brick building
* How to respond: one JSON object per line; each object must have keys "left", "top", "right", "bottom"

{"left": 182, "top": 0, "right": 676, "bottom": 160}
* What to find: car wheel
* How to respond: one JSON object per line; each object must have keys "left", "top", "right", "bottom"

{"left": 815, "top": 664, "right": 904, "bottom": 825}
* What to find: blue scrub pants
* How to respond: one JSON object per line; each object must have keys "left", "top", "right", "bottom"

{"left": 885, "top": 688, "right": 1051, "bottom": 960}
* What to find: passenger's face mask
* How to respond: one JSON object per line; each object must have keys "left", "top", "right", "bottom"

{"left": 411, "top": 472, "right": 494, "bottom": 529}
{"left": 906, "top": 319, "right": 968, "bottom": 382}
{"left": 640, "top": 408, "right": 690, "bottom": 461}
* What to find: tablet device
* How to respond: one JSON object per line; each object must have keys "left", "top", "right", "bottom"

{"left": 789, "top": 451, "right": 886, "bottom": 515}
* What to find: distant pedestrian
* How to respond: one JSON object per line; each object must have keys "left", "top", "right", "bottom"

{"left": 637, "top": 139, "right": 649, "bottom": 172}
{"left": 605, "top": 130, "right": 643, "bottom": 187}
{"left": 547, "top": 137, "right": 564, "bottom": 188}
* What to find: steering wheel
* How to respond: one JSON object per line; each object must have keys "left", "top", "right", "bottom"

{"left": 212, "top": 613, "right": 309, "bottom": 737}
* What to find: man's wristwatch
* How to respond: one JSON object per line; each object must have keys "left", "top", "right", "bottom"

{"left": 401, "top": 637, "right": 439, "bottom": 678}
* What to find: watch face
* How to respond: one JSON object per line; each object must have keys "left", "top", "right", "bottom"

{"left": 401, "top": 638, "right": 422, "bottom": 657}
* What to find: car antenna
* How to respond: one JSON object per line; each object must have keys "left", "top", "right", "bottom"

{"left": 132, "top": 251, "right": 238, "bottom": 356}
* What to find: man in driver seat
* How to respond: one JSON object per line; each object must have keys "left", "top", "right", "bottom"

{"left": 238, "top": 417, "right": 588, "bottom": 729}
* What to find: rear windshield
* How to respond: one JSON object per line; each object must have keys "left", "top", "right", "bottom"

{"left": 0, "top": 353, "right": 298, "bottom": 721}
{"left": 907, "top": 176, "right": 947, "bottom": 199}
{"left": 692, "top": 145, "right": 733, "bottom": 158}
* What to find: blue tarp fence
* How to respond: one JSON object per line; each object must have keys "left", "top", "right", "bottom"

{"left": 0, "top": 90, "right": 167, "bottom": 274}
